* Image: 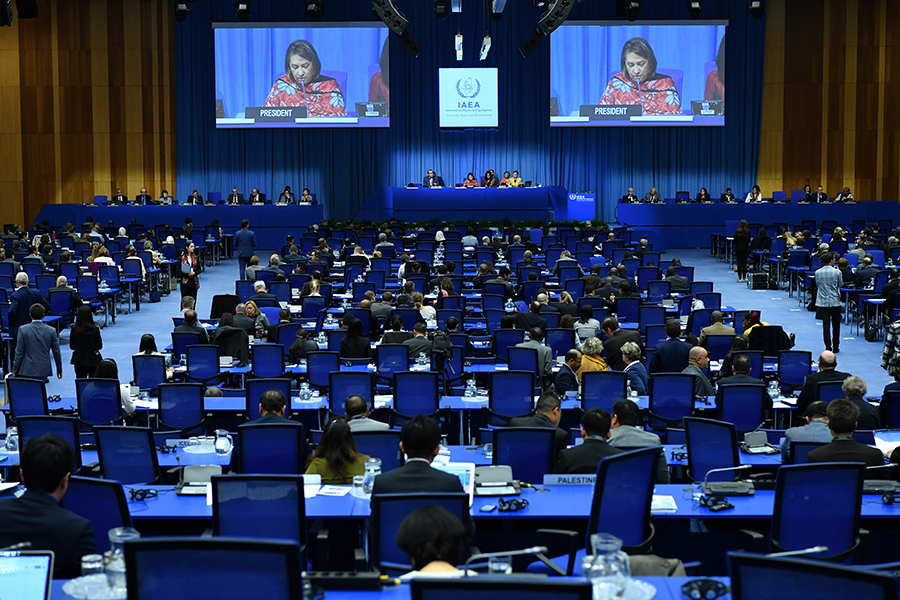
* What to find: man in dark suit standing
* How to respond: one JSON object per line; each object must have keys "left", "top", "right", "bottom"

{"left": 601, "top": 316, "right": 645, "bottom": 371}
{"left": 174, "top": 309, "right": 210, "bottom": 344}
{"left": 796, "top": 351, "right": 851, "bottom": 414}
{"left": 9, "top": 273, "right": 50, "bottom": 340}
{"left": 423, "top": 169, "right": 445, "bottom": 188}
{"left": 649, "top": 319, "right": 691, "bottom": 374}
{"left": 515, "top": 301, "right": 548, "bottom": 332}
{"left": 808, "top": 398, "right": 889, "bottom": 479}
{"left": 371, "top": 414, "right": 464, "bottom": 494}
{"left": 0, "top": 434, "right": 96, "bottom": 578}
{"left": 12, "top": 304, "right": 63, "bottom": 382}
{"left": 227, "top": 187, "right": 245, "bottom": 205}
{"left": 553, "top": 408, "right": 623, "bottom": 474}
{"left": 555, "top": 349, "right": 581, "bottom": 396}
{"left": 233, "top": 219, "right": 257, "bottom": 280}
{"left": 508, "top": 391, "right": 569, "bottom": 457}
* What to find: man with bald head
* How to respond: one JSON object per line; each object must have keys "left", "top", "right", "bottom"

{"left": 796, "top": 350, "right": 851, "bottom": 414}
{"left": 682, "top": 346, "right": 715, "bottom": 399}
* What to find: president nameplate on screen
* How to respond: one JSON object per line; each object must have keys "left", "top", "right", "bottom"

{"left": 245, "top": 106, "right": 308, "bottom": 122}
{"left": 580, "top": 105, "right": 643, "bottom": 120}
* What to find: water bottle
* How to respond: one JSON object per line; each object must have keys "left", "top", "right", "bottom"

{"left": 299, "top": 382, "right": 312, "bottom": 402}
{"left": 316, "top": 331, "right": 327, "bottom": 345}
{"left": 432, "top": 286, "right": 440, "bottom": 296}
{"left": 5, "top": 427, "right": 18, "bottom": 453}
{"left": 464, "top": 379, "right": 476, "bottom": 398}
{"left": 505, "top": 298, "right": 515, "bottom": 311}
{"left": 417, "top": 352, "right": 427, "bottom": 368}
{"left": 356, "top": 274, "right": 365, "bottom": 283}
{"left": 361, "top": 457, "right": 382, "bottom": 497}
{"left": 582, "top": 533, "right": 630, "bottom": 600}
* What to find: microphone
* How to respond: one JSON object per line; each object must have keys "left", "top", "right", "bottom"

{"left": 767, "top": 546, "right": 829, "bottom": 558}
{"left": 0, "top": 541, "right": 33, "bottom": 551}
{"left": 175, "top": 454, "right": 184, "bottom": 492}
{"left": 463, "top": 546, "right": 550, "bottom": 575}
{"left": 702, "top": 464, "right": 754, "bottom": 496}
{"left": 300, "top": 76, "right": 309, "bottom": 117}
{"left": 634, "top": 76, "right": 643, "bottom": 114}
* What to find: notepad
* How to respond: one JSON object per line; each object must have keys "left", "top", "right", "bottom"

{"left": 651, "top": 495, "right": 678, "bottom": 513}
{"left": 318, "top": 485, "right": 351, "bottom": 497}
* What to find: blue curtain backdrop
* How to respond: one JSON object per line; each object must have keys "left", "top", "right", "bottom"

{"left": 176, "top": 0, "right": 766, "bottom": 223}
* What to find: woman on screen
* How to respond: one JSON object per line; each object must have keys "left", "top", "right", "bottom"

{"left": 705, "top": 34, "right": 725, "bottom": 101}
{"left": 368, "top": 36, "right": 390, "bottom": 107}
{"left": 264, "top": 40, "right": 346, "bottom": 117}
{"left": 598, "top": 38, "right": 681, "bottom": 116}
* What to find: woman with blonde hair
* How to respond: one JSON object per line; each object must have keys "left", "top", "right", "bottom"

{"left": 554, "top": 291, "right": 580, "bottom": 318}
{"left": 577, "top": 336, "right": 609, "bottom": 383}
{"left": 245, "top": 300, "right": 270, "bottom": 337}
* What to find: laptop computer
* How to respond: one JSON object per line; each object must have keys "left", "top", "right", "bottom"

{"left": 0, "top": 550, "right": 55, "bottom": 600}
{"left": 431, "top": 462, "right": 475, "bottom": 506}
{"left": 474, "top": 465, "right": 521, "bottom": 497}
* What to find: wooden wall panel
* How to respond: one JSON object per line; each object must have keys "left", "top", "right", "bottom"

{"left": 759, "top": 0, "right": 899, "bottom": 203}
{"left": 3, "top": 0, "right": 176, "bottom": 226}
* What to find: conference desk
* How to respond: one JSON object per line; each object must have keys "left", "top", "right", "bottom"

{"left": 615, "top": 202, "right": 900, "bottom": 251}
{"left": 111, "top": 482, "right": 900, "bottom": 522}
{"left": 32, "top": 204, "right": 324, "bottom": 251}
{"left": 359, "top": 186, "right": 569, "bottom": 223}
{"left": 51, "top": 577, "right": 685, "bottom": 600}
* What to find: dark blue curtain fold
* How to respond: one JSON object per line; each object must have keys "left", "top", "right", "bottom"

{"left": 176, "top": 0, "right": 765, "bottom": 223}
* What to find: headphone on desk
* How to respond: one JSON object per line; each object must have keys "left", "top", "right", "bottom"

{"left": 697, "top": 495, "right": 733, "bottom": 511}
{"left": 498, "top": 498, "right": 529, "bottom": 512}
{"left": 129, "top": 489, "right": 158, "bottom": 502}
{"left": 681, "top": 578, "right": 729, "bottom": 600}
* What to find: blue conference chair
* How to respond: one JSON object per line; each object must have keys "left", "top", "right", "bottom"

{"left": 777, "top": 350, "right": 812, "bottom": 394}
{"left": 392, "top": 371, "right": 440, "bottom": 424}
{"left": 307, "top": 351, "right": 338, "bottom": 392}
{"left": 211, "top": 474, "right": 307, "bottom": 565}
{"left": 492, "top": 427, "right": 556, "bottom": 484}
{"left": 705, "top": 334, "right": 736, "bottom": 362}
{"left": 132, "top": 354, "right": 167, "bottom": 394}
{"left": 375, "top": 344, "right": 409, "bottom": 387}
{"left": 814, "top": 380, "right": 846, "bottom": 405}
{"left": 157, "top": 383, "right": 206, "bottom": 436}
{"left": 492, "top": 329, "right": 524, "bottom": 362}
{"left": 246, "top": 378, "right": 292, "bottom": 421}
{"left": 366, "top": 493, "right": 470, "bottom": 575}
{"left": 237, "top": 422, "right": 307, "bottom": 475}
{"left": 683, "top": 417, "right": 740, "bottom": 485}
{"left": 546, "top": 328, "right": 576, "bottom": 361}
{"left": 727, "top": 552, "right": 898, "bottom": 600}
{"left": 647, "top": 373, "right": 694, "bottom": 440}
{"left": 717, "top": 384, "right": 769, "bottom": 433}
{"left": 185, "top": 344, "right": 223, "bottom": 387}
{"left": 485, "top": 370, "right": 535, "bottom": 425}
{"left": 61, "top": 476, "right": 132, "bottom": 554}
{"left": 529, "top": 447, "right": 662, "bottom": 576}
{"left": 581, "top": 370, "right": 626, "bottom": 414}
{"left": 352, "top": 430, "right": 403, "bottom": 472}
{"left": 302, "top": 296, "right": 327, "bottom": 319}
{"left": 75, "top": 378, "right": 124, "bottom": 428}
{"left": 124, "top": 538, "right": 303, "bottom": 600}
{"left": 250, "top": 344, "right": 286, "bottom": 379}
{"left": 171, "top": 331, "right": 201, "bottom": 365}
{"left": 788, "top": 441, "right": 827, "bottom": 464}
{"left": 328, "top": 371, "right": 375, "bottom": 416}
{"left": 740, "top": 463, "right": 866, "bottom": 563}
{"left": 17, "top": 416, "right": 82, "bottom": 471}
{"left": 95, "top": 426, "right": 160, "bottom": 485}
{"left": 6, "top": 377, "right": 49, "bottom": 423}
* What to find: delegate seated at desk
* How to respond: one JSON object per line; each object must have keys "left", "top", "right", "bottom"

{"left": 780, "top": 401, "right": 832, "bottom": 462}
{"left": 621, "top": 187, "right": 640, "bottom": 204}
{"left": 371, "top": 415, "right": 464, "bottom": 494}
{"left": 808, "top": 398, "right": 889, "bottom": 479}
{"left": 0, "top": 434, "right": 96, "bottom": 579}
{"left": 644, "top": 187, "right": 661, "bottom": 203}
{"left": 508, "top": 391, "right": 568, "bottom": 457}
{"left": 396, "top": 506, "right": 473, "bottom": 580}
{"left": 227, "top": 187, "right": 244, "bottom": 205}
{"left": 553, "top": 408, "right": 622, "bottom": 474}
{"left": 423, "top": 170, "right": 445, "bottom": 188}
{"left": 720, "top": 188, "right": 736, "bottom": 202}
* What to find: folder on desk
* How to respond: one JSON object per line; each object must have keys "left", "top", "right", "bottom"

{"left": 474, "top": 465, "right": 521, "bottom": 497}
